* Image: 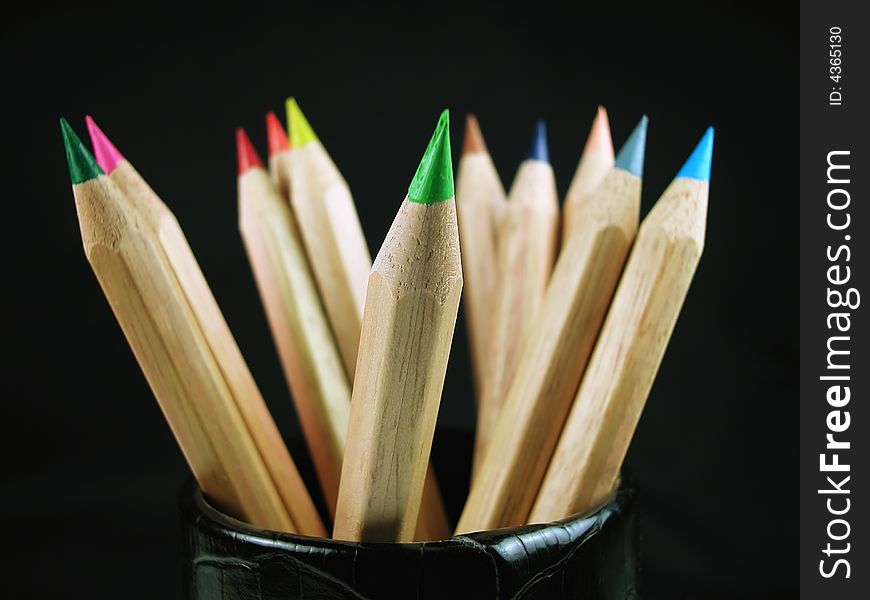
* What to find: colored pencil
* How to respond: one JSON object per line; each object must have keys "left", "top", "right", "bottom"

{"left": 456, "top": 117, "right": 648, "bottom": 533}
{"left": 333, "top": 110, "right": 462, "bottom": 542}
{"left": 64, "top": 119, "right": 301, "bottom": 533}
{"left": 240, "top": 128, "right": 450, "bottom": 540}
{"left": 265, "top": 111, "right": 292, "bottom": 198}
{"left": 472, "top": 120, "right": 558, "bottom": 476}
{"left": 530, "top": 128, "right": 713, "bottom": 522}
{"left": 561, "top": 107, "right": 615, "bottom": 247}
{"left": 283, "top": 98, "right": 371, "bottom": 380}
{"left": 237, "top": 128, "right": 348, "bottom": 519}
{"left": 85, "top": 116, "right": 325, "bottom": 536}
{"left": 455, "top": 115, "right": 506, "bottom": 402}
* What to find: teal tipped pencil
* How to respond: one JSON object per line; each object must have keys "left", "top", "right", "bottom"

{"left": 334, "top": 111, "right": 463, "bottom": 542}
{"left": 530, "top": 128, "right": 714, "bottom": 522}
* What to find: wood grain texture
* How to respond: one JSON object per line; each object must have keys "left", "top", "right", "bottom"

{"left": 239, "top": 165, "right": 349, "bottom": 519}
{"left": 334, "top": 198, "right": 462, "bottom": 542}
{"left": 107, "top": 161, "right": 325, "bottom": 536}
{"left": 285, "top": 142, "right": 371, "bottom": 381}
{"left": 472, "top": 159, "right": 558, "bottom": 476}
{"left": 268, "top": 148, "right": 292, "bottom": 201}
{"left": 562, "top": 108, "right": 614, "bottom": 246}
{"left": 456, "top": 168, "right": 640, "bottom": 534}
{"left": 455, "top": 149, "right": 505, "bottom": 401}
{"left": 74, "top": 174, "right": 297, "bottom": 533}
{"left": 530, "top": 177, "right": 708, "bottom": 522}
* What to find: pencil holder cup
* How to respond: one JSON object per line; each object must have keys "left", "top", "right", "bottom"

{"left": 178, "top": 480, "right": 639, "bottom": 599}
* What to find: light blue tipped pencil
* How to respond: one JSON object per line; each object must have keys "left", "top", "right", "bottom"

{"left": 530, "top": 125, "right": 715, "bottom": 522}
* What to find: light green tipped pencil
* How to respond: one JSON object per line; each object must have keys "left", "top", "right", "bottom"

{"left": 283, "top": 97, "right": 372, "bottom": 382}
{"left": 333, "top": 110, "right": 463, "bottom": 543}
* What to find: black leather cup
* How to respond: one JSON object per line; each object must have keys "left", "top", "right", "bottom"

{"left": 178, "top": 479, "right": 639, "bottom": 599}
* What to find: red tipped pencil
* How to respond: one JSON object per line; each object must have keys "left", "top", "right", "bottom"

{"left": 266, "top": 111, "right": 292, "bottom": 198}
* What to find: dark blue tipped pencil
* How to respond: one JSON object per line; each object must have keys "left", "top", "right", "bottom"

{"left": 471, "top": 116, "right": 560, "bottom": 478}
{"left": 527, "top": 119, "right": 549, "bottom": 163}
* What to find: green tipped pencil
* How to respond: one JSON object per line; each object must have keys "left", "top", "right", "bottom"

{"left": 62, "top": 119, "right": 299, "bottom": 533}
{"left": 333, "top": 110, "right": 463, "bottom": 542}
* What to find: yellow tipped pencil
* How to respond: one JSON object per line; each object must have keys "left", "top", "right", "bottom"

{"left": 531, "top": 128, "right": 713, "bottom": 522}
{"left": 562, "top": 106, "right": 615, "bottom": 247}
{"left": 64, "top": 118, "right": 301, "bottom": 533}
{"left": 284, "top": 98, "right": 371, "bottom": 381}
{"left": 456, "top": 117, "right": 648, "bottom": 533}
{"left": 472, "top": 120, "right": 558, "bottom": 476}
{"left": 456, "top": 115, "right": 506, "bottom": 402}
{"left": 334, "top": 111, "right": 462, "bottom": 542}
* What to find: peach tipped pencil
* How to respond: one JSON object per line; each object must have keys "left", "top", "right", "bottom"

{"left": 283, "top": 99, "right": 371, "bottom": 381}
{"left": 561, "top": 107, "right": 615, "bottom": 247}
{"left": 456, "top": 117, "right": 648, "bottom": 534}
{"left": 64, "top": 118, "right": 300, "bottom": 533}
{"left": 237, "top": 128, "right": 349, "bottom": 519}
{"left": 333, "top": 110, "right": 462, "bottom": 542}
{"left": 84, "top": 117, "right": 325, "bottom": 536}
{"left": 472, "top": 120, "right": 558, "bottom": 476}
{"left": 531, "top": 128, "right": 714, "bottom": 522}
{"left": 455, "top": 115, "right": 506, "bottom": 403}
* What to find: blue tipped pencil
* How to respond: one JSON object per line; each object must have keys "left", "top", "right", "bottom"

{"left": 530, "top": 127, "right": 714, "bottom": 523}
{"left": 458, "top": 117, "right": 650, "bottom": 533}
{"left": 471, "top": 120, "right": 559, "bottom": 478}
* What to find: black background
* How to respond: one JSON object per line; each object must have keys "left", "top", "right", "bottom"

{"left": 2, "top": 4, "right": 796, "bottom": 598}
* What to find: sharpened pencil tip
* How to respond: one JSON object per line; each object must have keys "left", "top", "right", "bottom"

{"left": 584, "top": 106, "right": 614, "bottom": 160}
{"left": 286, "top": 98, "right": 318, "bottom": 147}
{"left": 676, "top": 127, "right": 714, "bottom": 182}
{"left": 614, "top": 115, "right": 648, "bottom": 178}
{"left": 463, "top": 114, "right": 487, "bottom": 154}
{"left": 61, "top": 117, "right": 104, "bottom": 185}
{"left": 527, "top": 120, "right": 549, "bottom": 163}
{"left": 408, "top": 109, "right": 454, "bottom": 205}
{"left": 85, "top": 115, "right": 125, "bottom": 174}
{"left": 236, "top": 127, "right": 264, "bottom": 175}
{"left": 266, "top": 111, "right": 290, "bottom": 156}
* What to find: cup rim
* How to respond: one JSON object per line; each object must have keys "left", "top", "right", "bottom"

{"left": 178, "top": 478, "right": 633, "bottom": 549}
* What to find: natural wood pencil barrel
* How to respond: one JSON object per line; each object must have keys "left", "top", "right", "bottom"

{"left": 456, "top": 108, "right": 651, "bottom": 533}
{"left": 238, "top": 141, "right": 349, "bottom": 519}
{"left": 456, "top": 168, "right": 639, "bottom": 533}
{"left": 73, "top": 171, "right": 296, "bottom": 532}
{"left": 334, "top": 198, "right": 462, "bottom": 541}
{"left": 474, "top": 150, "right": 558, "bottom": 476}
{"left": 103, "top": 164, "right": 324, "bottom": 537}
{"left": 284, "top": 100, "right": 371, "bottom": 381}
{"left": 456, "top": 115, "right": 505, "bottom": 401}
{"left": 531, "top": 167, "right": 710, "bottom": 522}
{"left": 562, "top": 106, "right": 614, "bottom": 247}
{"left": 334, "top": 111, "right": 461, "bottom": 542}
{"left": 77, "top": 118, "right": 325, "bottom": 535}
